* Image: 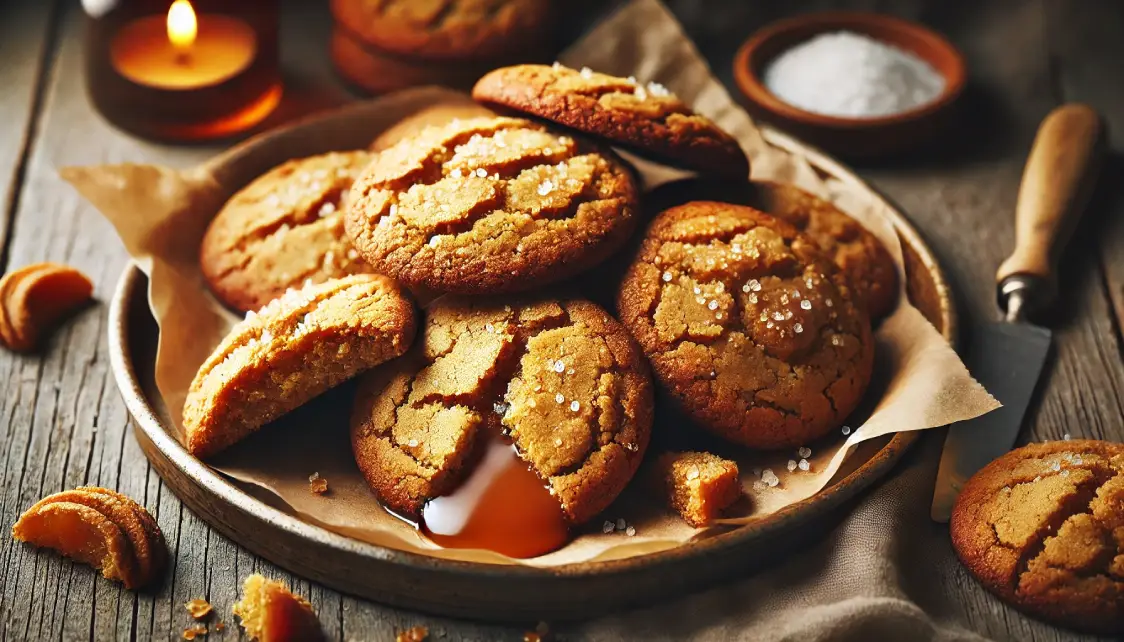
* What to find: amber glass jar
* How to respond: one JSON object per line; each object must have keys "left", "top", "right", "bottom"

{"left": 84, "top": 0, "right": 282, "bottom": 141}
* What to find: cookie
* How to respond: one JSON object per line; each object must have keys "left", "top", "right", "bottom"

{"left": 650, "top": 451, "right": 741, "bottom": 527}
{"left": 184, "top": 274, "right": 416, "bottom": 458}
{"left": 649, "top": 179, "right": 900, "bottom": 319}
{"left": 330, "top": 0, "right": 552, "bottom": 61}
{"left": 351, "top": 296, "right": 653, "bottom": 525}
{"left": 472, "top": 64, "right": 749, "bottom": 178}
{"left": 616, "top": 201, "right": 874, "bottom": 449}
{"left": 0, "top": 263, "right": 93, "bottom": 352}
{"left": 233, "top": 574, "right": 325, "bottom": 642}
{"left": 370, "top": 103, "right": 497, "bottom": 152}
{"left": 13, "top": 486, "right": 166, "bottom": 589}
{"left": 345, "top": 116, "right": 640, "bottom": 294}
{"left": 200, "top": 151, "right": 375, "bottom": 314}
{"left": 331, "top": 27, "right": 496, "bottom": 96}
{"left": 950, "top": 440, "right": 1124, "bottom": 636}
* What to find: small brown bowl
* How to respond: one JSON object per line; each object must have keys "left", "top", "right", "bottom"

{"left": 734, "top": 12, "right": 966, "bottom": 159}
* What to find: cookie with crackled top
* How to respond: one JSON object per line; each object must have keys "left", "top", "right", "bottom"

{"left": 649, "top": 179, "right": 900, "bottom": 319}
{"left": 330, "top": 0, "right": 552, "bottom": 61}
{"left": 350, "top": 296, "right": 653, "bottom": 525}
{"left": 951, "top": 440, "right": 1124, "bottom": 636}
{"left": 472, "top": 64, "right": 749, "bottom": 178}
{"left": 345, "top": 116, "right": 640, "bottom": 295}
{"left": 201, "top": 151, "right": 376, "bottom": 313}
{"left": 616, "top": 201, "right": 873, "bottom": 449}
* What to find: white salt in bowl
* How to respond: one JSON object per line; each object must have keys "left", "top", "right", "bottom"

{"left": 734, "top": 12, "right": 966, "bottom": 159}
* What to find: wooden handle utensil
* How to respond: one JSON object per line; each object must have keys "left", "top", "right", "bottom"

{"left": 996, "top": 104, "right": 1106, "bottom": 303}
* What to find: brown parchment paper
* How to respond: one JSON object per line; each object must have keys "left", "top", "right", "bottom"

{"left": 62, "top": 0, "right": 999, "bottom": 567}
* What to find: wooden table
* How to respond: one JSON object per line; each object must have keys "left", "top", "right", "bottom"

{"left": 2, "top": 1, "right": 1122, "bottom": 640}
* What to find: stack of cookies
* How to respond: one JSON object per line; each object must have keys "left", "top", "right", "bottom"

{"left": 330, "top": 0, "right": 555, "bottom": 95}
{"left": 185, "top": 63, "right": 900, "bottom": 558}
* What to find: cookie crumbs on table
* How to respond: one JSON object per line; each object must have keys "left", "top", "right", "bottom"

{"left": 396, "top": 625, "right": 429, "bottom": 642}
{"left": 182, "top": 624, "right": 208, "bottom": 640}
{"left": 185, "top": 598, "right": 214, "bottom": 620}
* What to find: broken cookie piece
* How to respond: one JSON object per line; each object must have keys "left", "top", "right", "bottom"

{"left": 233, "top": 574, "right": 325, "bottom": 642}
{"left": 650, "top": 451, "right": 741, "bottom": 527}
{"left": 951, "top": 440, "right": 1124, "bottom": 636}
{"left": 183, "top": 274, "right": 417, "bottom": 458}
{"left": 0, "top": 262, "right": 93, "bottom": 352}
{"left": 12, "top": 486, "right": 166, "bottom": 589}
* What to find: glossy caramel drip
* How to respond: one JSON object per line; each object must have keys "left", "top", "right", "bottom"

{"left": 421, "top": 437, "right": 569, "bottom": 559}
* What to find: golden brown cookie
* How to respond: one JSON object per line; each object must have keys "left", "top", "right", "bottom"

{"left": 345, "top": 116, "right": 640, "bottom": 295}
{"left": 330, "top": 0, "right": 552, "bottom": 61}
{"left": 650, "top": 451, "right": 740, "bottom": 527}
{"left": 351, "top": 296, "right": 653, "bottom": 525}
{"left": 12, "top": 486, "right": 166, "bottom": 589}
{"left": 616, "top": 201, "right": 873, "bottom": 449}
{"left": 330, "top": 27, "right": 496, "bottom": 96}
{"left": 649, "top": 179, "right": 900, "bottom": 319}
{"left": 184, "top": 274, "right": 416, "bottom": 458}
{"left": 950, "top": 440, "right": 1124, "bottom": 636}
{"left": 472, "top": 64, "right": 750, "bottom": 178}
{"left": 201, "top": 151, "right": 376, "bottom": 314}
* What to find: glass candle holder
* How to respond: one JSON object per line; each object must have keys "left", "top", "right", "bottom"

{"left": 84, "top": 0, "right": 282, "bottom": 142}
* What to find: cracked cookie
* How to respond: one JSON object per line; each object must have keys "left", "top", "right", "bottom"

{"left": 616, "top": 201, "right": 873, "bottom": 450}
{"left": 345, "top": 116, "right": 640, "bottom": 295}
{"left": 472, "top": 64, "right": 749, "bottom": 178}
{"left": 201, "top": 151, "right": 375, "bottom": 314}
{"left": 350, "top": 296, "right": 653, "bottom": 530}
{"left": 950, "top": 440, "right": 1124, "bottom": 636}
{"left": 330, "top": 0, "right": 552, "bottom": 61}
{"left": 184, "top": 274, "right": 416, "bottom": 458}
{"left": 649, "top": 179, "right": 900, "bottom": 320}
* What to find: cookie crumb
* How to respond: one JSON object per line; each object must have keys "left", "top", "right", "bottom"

{"left": 183, "top": 624, "right": 207, "bottom": 640}
{"left": 213, "top": 622, "right": 225, "bottom": 632}
{"left": 185, "top": 598, "right": 213, "bottom": 620}
{"left": 397, "top": 625, "right": 429, "bottom": 642}
{"left": 308, "top": 472, "right": 329, "bottom": 495}
{"left": 650, "top": 451, "right": 740, "bottom": 527}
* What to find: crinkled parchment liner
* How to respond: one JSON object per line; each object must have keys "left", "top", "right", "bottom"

{"left": 62, "top": 0, "right": 997, "bottom": 567}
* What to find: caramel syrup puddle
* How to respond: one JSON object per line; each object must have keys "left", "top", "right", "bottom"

{"left": 421, "top": 434, "right": 569, "bottom": 559}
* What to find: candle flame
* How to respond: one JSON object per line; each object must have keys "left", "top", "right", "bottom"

{"left": 167, "top": 0, "right": 197, "bottom": 50}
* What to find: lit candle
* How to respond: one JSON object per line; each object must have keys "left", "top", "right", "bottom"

{"left": 110, "top": 0, "right": 257, "bottom": 90}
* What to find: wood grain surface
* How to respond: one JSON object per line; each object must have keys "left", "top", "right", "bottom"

{"left": 1, "top": 1, "right": 1123, "bottom": 640}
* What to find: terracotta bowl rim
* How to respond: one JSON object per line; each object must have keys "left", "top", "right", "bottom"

{"left": 734, "top": 10, "right": 967, "bottom": 131}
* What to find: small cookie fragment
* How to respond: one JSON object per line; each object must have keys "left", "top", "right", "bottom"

{"left": 345, "top": 116, "right": 640, "bottom": 295}
{"left": 308, "top": 472, "right": 329, "bottom": 495}
{"left": 12, "top": 486, "right": 167, "bottom": 589}
{"left": 0, "top": 263, "right": 93, "bottom": 352}
{"left": 185, "top": 598, "right": 214, "bottom": 620}
{"left": 233, "top": 574, "right": 325, "bottom": 642}
{"left": 183, "top": 274, "right": 417, "bottom": 458}
{"left": 650, "top": 451, "right": 740, "bottom": 527}
{"left": 351, "top": 296, "right": 653, "bottom": 525}
{"left": 950, "top": 440, "right": 1124, "bottom": 635}
{"left": 330, "top": 0, "right": 552, "bottom": 61}
{"left": 183, "top": 624, "right": 208, "bottom": 640}
{"left": 649, "top": 179, "right": 900, "bottom": 319}
{"left": 200, "top": 151, "right": 375, "bottom": 313}
{"left": 616, "top": 201, "right": 874, "bottom": 449}
{"left": 473, "top": 64, "right": 749, "bottom": 178}
{"left": 396, "top": 625, "right": 429, "bottom": 642}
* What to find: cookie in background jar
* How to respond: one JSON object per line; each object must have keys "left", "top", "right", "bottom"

{"left": 616, "top": 201, "right": 873, "bottom": 450}
{"left": 200, "top": 151, "right": 375, "bottom": 314}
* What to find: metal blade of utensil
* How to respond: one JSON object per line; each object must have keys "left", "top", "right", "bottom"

{"left": 931, "top": 103, "right": 1106, "bottom": 523}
